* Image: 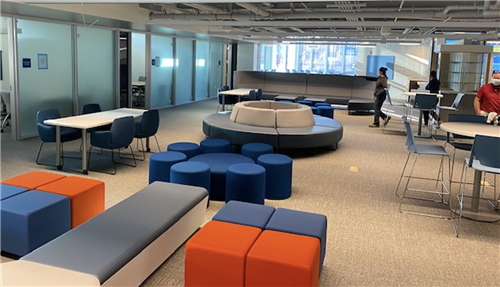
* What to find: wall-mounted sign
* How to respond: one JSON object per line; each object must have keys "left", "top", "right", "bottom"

{"left": 152, "top": 59, "right": 156, "bottom": 66}
{"left": 22, "top": 58, "right": 31, "bottom": 68}
{"left": 38, "top": 54, "right": 48, "bottom": 70}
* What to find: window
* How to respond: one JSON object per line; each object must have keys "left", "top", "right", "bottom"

{"left": 259, "top": 43, "right": 358, "bottom": 75}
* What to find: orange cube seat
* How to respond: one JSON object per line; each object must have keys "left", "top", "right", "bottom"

{"left": 246, "top": 230, "right": 320, "bottom": 287}
{"left": 1, "top": 171, "right": 66, "bottom": 190}
{"left": 37, "top": 176, "right": 105, "bottom": 228}
{"left": 185, "top": 220, "right": 261, "bottom": 287}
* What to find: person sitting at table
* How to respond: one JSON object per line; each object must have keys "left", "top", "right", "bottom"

{"left": 474, "top": 70, "right": 500, "bottom": 117}
{"left": 423, "top": 70, "right": 440, "bottom": 125}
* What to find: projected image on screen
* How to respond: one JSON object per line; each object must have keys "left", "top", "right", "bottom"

{"left": 366, "top": 55, "right": 395, "bottom": 80}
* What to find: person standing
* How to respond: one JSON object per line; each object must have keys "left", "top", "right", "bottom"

{"left": 369, "top": 67, "right": 390, "bottom": 128}
{"left": 423, "top": 70, "right": 441, "bottom": 125}
{"left": 474, "top": 70, "right": 500, "bottom": 116}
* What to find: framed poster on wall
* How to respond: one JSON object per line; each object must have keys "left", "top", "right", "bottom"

{"left": 38, "top": 53, "right": 48, "bottom": 70}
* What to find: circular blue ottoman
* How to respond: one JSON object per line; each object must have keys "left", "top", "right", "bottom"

{"left": 257, "top": 154, "right": 293, "bottom": 200}
{"left": 200, "top": 139, "right": 231, "bottom": 154}
{"left": 167, "top": 142, "right": 201, "bottom": 159}
{"left": 226, "top": 163, "right": 266, "bottom": 204}
{"left": 149, "top": 151, "right": 187, "bottom": 184}
{"left": 315, "top": 102, "right": 331, "bottom": 107}
{"left": 297, "top": 100, "right": 313, "bottom": 106}
{"left": 310, "top": 106, "right": 319, "bottom": 115}
{"left": 241, "top": 143, "right": 274, "bottom": 162}
{"left": 170, "top": 161, "right": 211, "bottom": 195}
{"left": 189, "top": 153, "right": 254, "bottom": 201}
{"left": 318, "top": 106, "right": 334, "bottom": 119}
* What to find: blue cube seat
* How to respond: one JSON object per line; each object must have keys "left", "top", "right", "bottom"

{"left": 265, "top": 208, "right": 327, "bottom": 271}
{"left": 1, "top": 184, "right": 28, "bottom": 201}
{"left": 1, "top": 190, "right": 70, "bottom": 256}
{"left": 213, "top": 200, "right": 275, "bottom": 229}
{"left": 297, "top": 100, "right": 313, "bottom": 106}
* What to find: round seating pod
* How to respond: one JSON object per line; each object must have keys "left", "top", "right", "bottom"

{"left": 167, "top": 142, "right": 201, "bottom": 159}
{"left": 257, "top": 154, "right": 293, "bottom": 200}
{"left": 170, "top": 161, "right": 211, "bottom": 196}
{"left": 149, "top": 151, "right": 187, "bottom": 184}
{"left": 241, "top": 143, "right": 274, "bottom": 162}
{"left": 225, "top": 163, "right": 266, "bottom": 204}
{"left": 310, "top": 106, "right": 319, "bottom": 115}
{"left": 200, "top": 139, "right": 231, "bottom": 154}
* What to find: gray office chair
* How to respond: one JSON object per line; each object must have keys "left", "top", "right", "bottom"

{"left": 138, "top": 76, "right": 146, "bottom": 81}
{"left": 1, "top": 91, "right": 11, "bottom": 133}
{"left": 381, "top": 88, "right": 406, "bottom": 134}
{"left": 396, "top": 118, "right": 452, "bottom": 223}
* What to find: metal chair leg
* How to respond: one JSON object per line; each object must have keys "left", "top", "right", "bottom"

{"left": 395, "top": 153, "right": 411, "bottom": 197}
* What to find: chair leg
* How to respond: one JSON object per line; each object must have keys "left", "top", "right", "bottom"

{"left": 398, "top": 153, "right": 419, "bottom": 213}
{"left": 153, "top": 135, "right": 161, "bottom": 153}
{"left": 116, "top": 147, "right": 137, "bottom": 168}
{"left": 36, "top": 142, "right": 45, "bottom": 165}
{"left": 454, "top": 161, "right": 468, "bottom": 237}
{"left": 395, "top": 153, "right": 411, "bottom": 197}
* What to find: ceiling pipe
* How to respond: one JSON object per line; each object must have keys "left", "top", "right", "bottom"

{"left": 236, "top": 3, "right": 271, "bottom": 17}
{"left": 183, "top": 3, "right": 224, "bottom": 13}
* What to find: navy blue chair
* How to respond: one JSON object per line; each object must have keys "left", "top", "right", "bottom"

{"left": 216, "top": 86, "right": 237, "bottom": 112}
{"left": 455, "top": 135, "right": 500, "bottom": 237}
{"left": 241, "top": 90, "right": 257, "bottom": 101}
{"left": 134, "top": 109, "right": 161, "bottom": 160}
{"left": 81, "top": 103, "right": 101, "bottom": 115}
{"left": 256, "top": 88, "right": 263, "bottom": 101}
{"left": 88, "top": 116, "right": 136, "bottom": 174}
{"left": 36, "top": 109, "right": 82, "bottom": 166}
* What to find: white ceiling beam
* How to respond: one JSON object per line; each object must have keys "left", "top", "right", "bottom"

{"left": 236, "top": 3, "right": 270, "bottom": 17}
{"left": 151, "top": 20, "right": 500, "bottom": 28}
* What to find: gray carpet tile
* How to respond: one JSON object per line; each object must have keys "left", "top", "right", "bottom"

{"left": 1, "top": 99, "right": 499, "bottom": 287}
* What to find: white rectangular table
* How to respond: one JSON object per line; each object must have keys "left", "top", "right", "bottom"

{"left": 440, "top": 121, "right": 500, "bottom": 222}
{"left": 44, "top": 108, "right": 146, "bottom": 174}
{"left": 218, "top": 88, "right": 257, "bottom": 111}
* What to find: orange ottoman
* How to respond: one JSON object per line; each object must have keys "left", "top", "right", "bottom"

{"left": 246, "top": 230, "right": 320, "bottom": 287}
{"left": 37, "top": 176, "right": 104, "bottom": 228}
{"left": 185, "top": 220, "right": 261, "bottom": 287}
{"left": 1, "top": 171, "right": 66, "bottom": 190}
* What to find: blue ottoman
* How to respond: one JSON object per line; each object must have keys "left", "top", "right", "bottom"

{"left": 1, "top": 190, "right": 70, "bottom": 256}
{"left": 318, "top": 106, "right": 334, "bottom": 119}
{"left": 310, "top": 106, "right": 319, "bottom": 115}
{"left": 200, "top": 139, "right": 231, "bottom": 154}
{"left": 241, "top": 143, "right": 274, "bottom": 162}
{"left": 170, "top": 161, "right": 211, "bottom": 196}
{"left": 213, "top": 200, "right": 275, "bottom": 229}
{"left": 257, "top": 154, "right": 293, "bottom": 200}
{"left": 315, "top": 102, "right": 331, "bottom": 107}
{"left": 265, "top": 208, "right": 327, "bottom": 272}
{"left": 1, "top": 184, "right": 28, "bottom": 201}
{"left": 149, "top": 151, "right": 187, "bottom": 184}
{"left": 226, "top": 163, "right": 266, "bottom": 205}
{"left": 167, "top": 142, "right": 201, "bottom": 159}
{"left": 298, "top": 100, "right": 313, "bottom": 106}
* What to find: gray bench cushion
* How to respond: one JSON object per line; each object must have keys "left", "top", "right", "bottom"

{"left": 22, "top": 182, "right": 208, "bottom": 284}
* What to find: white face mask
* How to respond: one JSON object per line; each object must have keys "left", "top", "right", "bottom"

{"left": 491, "top": 78, "right": 500, "bottom": 86}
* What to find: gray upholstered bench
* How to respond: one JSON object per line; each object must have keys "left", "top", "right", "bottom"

{"left": 348, "top": 98, "right": 374, "bottom": 114}
{"left": 16, "top": 182, "right": 208, "bottom": 286}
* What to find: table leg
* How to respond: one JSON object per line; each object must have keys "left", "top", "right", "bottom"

{"left": 222, "top": 94, "right": 226, "bottom": 112}
{"left": 82, "top": 129, "right": 88, "bottom": 175}
{"left": 146, "top": 137, "right": 151, "bottom": 152}
{"left": 471, "top": 169, "right": 482, "bottom": 212}
{"left": 418, "top": 110, "right": 423, "bottom": 136}
{"left": 56, "top": 126, "right": 62, "bottom": 170}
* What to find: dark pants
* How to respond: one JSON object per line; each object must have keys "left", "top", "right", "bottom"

{"left": 373, "top": 95, "right": 387, "bottom": 125}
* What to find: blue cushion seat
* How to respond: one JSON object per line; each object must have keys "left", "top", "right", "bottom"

{"left": 170, "top": 161, "right": 211, "bottom": 196}
{"left": 276, "top": 100, "right": 293, "bottom": 103}
{"left": 1, "top": 184, "right": 28, "bottom": 201}
{"left": 265, "top": 208, "right": 327, "bottom": 272}
{"left": 167, "top": 142, "right": 201, "bottom": 159}
{"left": 315, "top": 102, "right": 331, "bottom": 107}
{"left": 298, "top": 100, "right": 313, "bottom": 106}
{"left": 189, "top": 153, "right": 254, "bottom": 201}
{"left": 318, "top": 106, "right": 334, "bottom": 119}
{"left": 200, "top": 139, "right": 231, "bottom": 154}
{"left": 1, "top": 190, "right": 70, "bottom": 256}
{"left": 213, "top": 200, "right": 275, "bottom": 229}
{"left": 149, "top": 151, "right": 187, "bottom": 184}
{"left": 310, "top": 106, "right": 319, "bottom": 115}
{"left": 241, "top": 143, "right": 274, "bottom": 162}
{"left": 225, "top": 163, "right": 266, "bottom": 205}
{"left": 257, "top": 154, "right": 293, "bottom": 200}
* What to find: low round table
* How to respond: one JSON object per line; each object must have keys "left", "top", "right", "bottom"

{"left": 189, "top": 153, "right": 254, "bottom": 201}
{"left": 440, "top": 122, "right": 500, "bottom": 222}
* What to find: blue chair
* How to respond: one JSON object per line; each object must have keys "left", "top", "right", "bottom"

{"left": 36, "top": 109, "right": 82, "bottom": 166}
{"left": 455, "top": 135, "right": 500, "bottom": 237}
{"left": 444, "top": 114, "right": 486, "bottom": 183}
{"left": 381, "top": 88, "right": 406, "bottom": 134}
{"left": 81, "top": 103, "right": 101, "bottom": 115}
{"left": 88, "top": 116, "right": 136, "bottom": 175}
{"left": 134, "top": 109, "right": 161, "bottom": 160}
{"left": 396, "top": 119, "right": 451, "bottom": 221}
{"left": 216, "top": 86, "right": 237, "bottom": 112}
{"left": 256, "top": 88, "right": 263, "bottom": 101}
{"left": 241, "top": 90, "right": 257, "bottom": 101}
{"left": 411, "top": 94, "right": 438, "bottom": 137}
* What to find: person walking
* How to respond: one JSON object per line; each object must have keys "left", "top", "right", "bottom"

{"left": 369, "top": 67, "right": 390, "bottom": 128}
{"left": 423, "top": 70, "right": 440, "bottom": 125}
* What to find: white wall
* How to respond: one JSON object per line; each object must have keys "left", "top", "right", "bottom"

{"left": 1, "top": 33, "right": 11, "bottom": 91}
{"left": 237, "top": 43, "right": 256, "bottom": 71}
{"left": 356, "top": 40, "right": 432, "bottom": 100}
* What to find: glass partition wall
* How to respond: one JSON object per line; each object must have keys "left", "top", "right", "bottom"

{"left": 150, "top": 35, "right": 173, "bottom": 109}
